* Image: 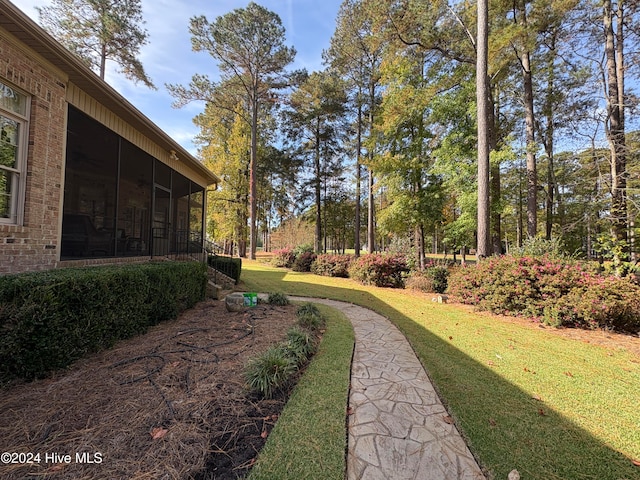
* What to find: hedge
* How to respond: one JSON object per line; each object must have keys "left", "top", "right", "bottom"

{"left": 208, "top": 255, "right": 242, "bottom": 284}
{"left": 0, "top": 262, "right": 207, "bottom": 382}
{"left": 447, "top": 255, "right": 640, "bottom": 333}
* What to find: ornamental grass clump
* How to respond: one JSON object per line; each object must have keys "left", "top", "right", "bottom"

{"left": 284, "top": 327, "right": 317, "bottom": 365}
{"left": 246, "top": 309, "right": 325, "bottom": 399}
{"left": 406, "top": 261, "right": 451, "bottom": 293}
{"left": 267, "top": 292, "right": 290, "bottom": 306}
{"left": 245, "top": 346, "right": 297, "bottom": 399}
{"left": 296, "top": 302, "right": 325, "bottom": 331}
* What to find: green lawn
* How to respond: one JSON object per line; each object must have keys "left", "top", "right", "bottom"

{"left": 248, "top": 304, "right": 354, "bottom": 480}
{"left": 241, "top": 260, "right": 640, "bottom": 480}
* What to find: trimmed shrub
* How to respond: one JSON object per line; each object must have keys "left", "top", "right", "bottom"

{"left": 406, "top": 262, "right": 451, "bottom": 294}
{"left": 207, "top": 255, "right": 242, "bottom": 284}
{"left": 292, "top": 251, "right": 317, "bottom": 272}
{"left": 311, "top": 254, "right": 352, "bottom": 278}
{"left": 348, "top": 254, "right": 409, "bottom": 288}
{"left": 543, "top": 277, "right": 640, "bottom": 332}
{"left": 0, "top": 262, "right": 207, "bottom": 381}
{"left": 447, "top": 255, "right": 640, "bottom": 332}
{"left": 447, "top": 256, "right": 593, "bottom": 316}
{"left": 267, "top": 292, "right": 290, "bottom": 306}
{"left": 272, "top": 248, "right": 296, "bottom": 268}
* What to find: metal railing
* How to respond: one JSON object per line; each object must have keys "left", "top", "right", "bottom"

{"left": 151, "top": 228, "right": 206, "bottom": 262}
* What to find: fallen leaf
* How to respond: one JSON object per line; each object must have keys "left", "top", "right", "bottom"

{"left": 632, "top": 459, "right": 640, "bottom": 467}
{"left": 347, "top": 407, "right": 354, "bottom": 415}
{"left": 261, "top": 430, "right": 268, "bottom": 439}
{"left": 449, "top": 336, "right": 453, "bottom": 341}
{"left": 489, "top": 418, "right": 497, "bottom": 426}
{"left": 508, "top": 469, "right": 521, "bottom": 480}
{"left": 487, "top": 360, "right": 496, "bottom": 366}
{"left": 564, "top": 371, "right": 574, "bottom": 378}
{"left": 538, "top": 408, "right": 546, "bottom": 416}
{"left": 532, "top": 394, "right": 542, "bottom": 401}
{"left": 443, "top": 415, "right": 454, "bottom": 424}
{"left": 151, "top": 427, "right": 168, "bottom": 440}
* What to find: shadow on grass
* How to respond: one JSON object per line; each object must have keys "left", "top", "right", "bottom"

{"left": 241, "top": 263, "right": 639, "bottom": 480}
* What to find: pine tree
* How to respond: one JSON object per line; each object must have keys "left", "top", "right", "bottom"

{"left": 168, "top": 2, "right": 295, "bottom": 259}
{"left": 37, "top": 0, "right": 155, "bottom": 87}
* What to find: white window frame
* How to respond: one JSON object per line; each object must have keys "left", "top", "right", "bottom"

{"left": 0, "top": 81, "right": 29, "bottom": 226}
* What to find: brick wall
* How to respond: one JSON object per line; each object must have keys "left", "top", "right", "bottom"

{"left": 0, "top": 33, "right": 67, "bottom": 274}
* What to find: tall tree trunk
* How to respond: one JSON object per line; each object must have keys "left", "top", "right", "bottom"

{"left": 355, "top": 93, "right": 363, "bottom": 257}
{"left": 543, "top": 32, "right": 557, "bottom": 241}
{"left": 249, "top": 95, "right": 258, "bottom": 260}
{"left": 517, "top": 163, "right": 524, "bottom": 248}
{"left": 522, "top": 49, "right": 537, "bottom": 238}
{"left": 476, "top": 0, "right": 491, "bottom": 258}
{"left": 604, "top": 0, "right": 628, "bottom": 261}
{"left": 489, "top": 88, "right": 501, "bottom": 254}
{"left": 368, "top": 169, "right": 375, "bottom": 253}
{"left": 367, "top": 78, "right": 376, "bottom": 254}
{"left": 417, "top": 224, "right": 426, "bottom": 270}
{"left": 314, "top": 119, "right": 322, "bottom": 254}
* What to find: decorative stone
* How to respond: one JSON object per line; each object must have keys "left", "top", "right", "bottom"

{"left": 225, "top": 292, "right": 246, "bottom": 312}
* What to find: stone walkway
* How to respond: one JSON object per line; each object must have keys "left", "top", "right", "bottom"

{"left": 289, "top": 297, "right": 486, "bottom": 480}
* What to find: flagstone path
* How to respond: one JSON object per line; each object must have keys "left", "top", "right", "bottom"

{"left": 289, "top": 296, "right": 486, "bottom": 480}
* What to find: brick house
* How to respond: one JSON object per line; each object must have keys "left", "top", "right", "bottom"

{"left": 0, "top": 0, "right": 219, "bottom": 274}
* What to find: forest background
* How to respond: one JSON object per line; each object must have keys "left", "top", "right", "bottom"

{"left": 18, "top": 0, "right": 640, "bottom": 269}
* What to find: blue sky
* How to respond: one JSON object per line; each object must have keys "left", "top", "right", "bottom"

{"left": 11, "top": 0, "right": 343, "bottom": 154}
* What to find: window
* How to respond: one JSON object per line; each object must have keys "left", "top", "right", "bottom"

{"left": 0, "top": 81, "right": 28, "bottom": 224}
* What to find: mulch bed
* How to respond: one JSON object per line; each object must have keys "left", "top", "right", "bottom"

{"left": 0, "top": 299, "right": 302, "bottom": 479}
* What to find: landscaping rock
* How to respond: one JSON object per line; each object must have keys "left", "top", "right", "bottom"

{"left": 225, "top": 292, "right": 246, "bottom": 312}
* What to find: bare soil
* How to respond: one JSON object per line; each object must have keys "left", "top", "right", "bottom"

{"left": 0, "top": 299, "right": 302, "bottom": 480}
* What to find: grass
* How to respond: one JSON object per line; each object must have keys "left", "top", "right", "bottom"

{"left": 242, "top": 260, "right": 640, "bottom": 480}
{"left": 247, "top": 304, "right": 354, "bottom": 480}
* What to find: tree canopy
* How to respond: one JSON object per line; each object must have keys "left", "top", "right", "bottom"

{"left": 179, "top": 0, "right": 640, "bottom": 268}
{"left": 37, "top": 0, "right": 155, "bottom": 88}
